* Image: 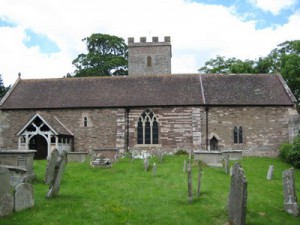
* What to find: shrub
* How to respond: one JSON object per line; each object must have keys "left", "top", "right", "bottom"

{"left": 174, "top": 149, "right": 188, "bottom": 155}
{"left": 279, "top": 135, "right": 300, "bottom": 168}
{"left": 279, "top": 143, "right": 293, "bottom": 160}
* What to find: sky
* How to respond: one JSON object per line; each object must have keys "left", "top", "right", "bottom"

{"left": 0, "top": 0, "right": 300, "bottom": 86}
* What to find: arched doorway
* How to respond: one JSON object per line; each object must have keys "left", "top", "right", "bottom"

{"left": 210, "top": 136, "right": 219, "bottom": 150}
{"left": 29, "top": 134, "right": 48, "bottom": 159}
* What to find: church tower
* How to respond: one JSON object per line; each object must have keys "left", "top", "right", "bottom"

{"left": 128, "top": 36, "right": 172, "bottom": 76}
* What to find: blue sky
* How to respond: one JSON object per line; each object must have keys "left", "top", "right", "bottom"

{"left": 0, "top": 0, "right": 299, "bottom": 86}
{"left": 196, "top": 0, "right": 300, "bottom": 28}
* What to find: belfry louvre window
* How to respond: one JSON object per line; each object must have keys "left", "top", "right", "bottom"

{"left": 233, "top": 126, "right": 243, "bottom": 143}
{"left": 137, "top": 109, "right": 159, "bottom": 144}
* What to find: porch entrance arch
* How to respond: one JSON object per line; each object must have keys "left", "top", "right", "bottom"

{"left": 17, "top": 113, "right": 74, "bottom": 159}
{"left": 29, "top": 134, "right": 48, "bottom": 159}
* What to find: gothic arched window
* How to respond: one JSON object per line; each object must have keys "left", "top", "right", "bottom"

{"left": 83, "top": 117, "right": 88, "bottom": 127}
{"left": 233, "top": 126, "right": 243, "bottom": 144}
{"left": 137, "top": 109, "right": 159, "bottom": 144}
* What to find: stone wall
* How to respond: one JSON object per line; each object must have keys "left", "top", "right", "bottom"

{"left": 0, "top": 109, "right": 118, "bottom": 152}
{"left": 200, "top": 106, "right": 292, "bottom": 156}
{"left": 127, "top": 107, "right": 201, "bottom": 153}
{"left": 0, "top": 105, "right": 298, "bottom": 156}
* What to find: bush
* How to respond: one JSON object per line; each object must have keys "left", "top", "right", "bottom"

{"left": 279, "top": 143, "right": 293, "bottom": 160}
{"left": 279, "top": 135, "right": 300, "bottom": 168}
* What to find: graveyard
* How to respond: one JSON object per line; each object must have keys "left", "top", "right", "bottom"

{"left": 0, "top": 155, "right": 300, "bottom": 225}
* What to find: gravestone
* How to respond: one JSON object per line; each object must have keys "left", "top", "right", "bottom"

{"left": 282, "top": 168, "right": 299, "bottom": 216}
{"left": 187, "top": 160, "right": 193, "bottom": 203}
{"left": 14, "top": 183, "right": 34, "bottom": 212}
{"left": 266, "top": 165, "right": 274, "bottom": 180}
{"left": 228, "top": 163, "right": 247, "bottom": 225}
{"left": 45, "top": 148, "right": 59, "bottom": 185}
{"left": 46, "top": 150, "right": 68, "bottom": 198}
{"left": 144, "top": 157, "right": 149, "bottom": 172}
{"left": 158, "top": 151, "right": 164, "bottom": 163}
{"left": 0, "top": 166, "right": 14, "bottom": 217}
{"left": 152, "top": 162, "right": 157, "bottom": 176}
{"left": 223, "top": 154, "right": 229, "bottom": 174}
{"left": 197, "top": 161, "right": 202, "bottom": 197}
{"left": 183, "top": 160, "right": 187, "bottom": 173}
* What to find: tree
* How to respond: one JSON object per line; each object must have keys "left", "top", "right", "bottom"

{"left": 198, "top": 40, "right": 300, "bottom": 105}
{"left": 0, "top": 74, "right": 9, "bottom": 100}
{"left": 72, "top": 33, "right": 128, "bottom": 77}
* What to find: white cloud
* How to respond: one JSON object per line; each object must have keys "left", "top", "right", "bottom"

{"left": 249, "top": 0, "right": 297, "bottom": 15}
{"left": 0, "top": 0, "right": 300, "bottom": 86}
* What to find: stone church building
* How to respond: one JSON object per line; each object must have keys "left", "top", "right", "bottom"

{"left": 0, "top": 36, "right": 299, "bottom": 159}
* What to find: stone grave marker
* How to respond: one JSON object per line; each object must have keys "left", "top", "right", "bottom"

{"left": 266, "top": 165, "right": 274, "bottom": 180}
{"left": 144, "top": 157, "right": 149, "bottom": 172}
{"left": 0, "top": 166, "right": 14, "bottom": 217}
{"left": 282, "top": 168, "right": 299, "bottom": 216}
{"left": 223, "top": 154, "right": 229, "bottom": 174}
{"left": 45, "top": 148, "right": 59, "bottom": 185}
{"left": 187, "top": 160, "right": 193, "bottom": 203}
{"left": 197, "top": 161, "right": 202, "bottom": 198}
{"left": 228, "top": 163, "right": 247, "bottom": 225}
{"left": 152, "top": 162, "right": 157, "bottom": 176}
{"left": 46, "top": 150, "right": 68, "bottom": 198}
{"left": 14, "top": 183, "right": 34, "bottom": 212}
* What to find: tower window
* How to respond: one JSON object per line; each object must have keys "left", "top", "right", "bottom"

{"left": 147, "top": 56, "right": 152, "bottom": 67}
{"left": 137, "top": 109, "right": 159, "bottom": 144}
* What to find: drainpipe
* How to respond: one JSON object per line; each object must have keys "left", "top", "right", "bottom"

{"left": 125, "top": 107, "right": 130, "bottom": 152}
{"left": 205, "top": 107, "right": 209, "bottom": 150}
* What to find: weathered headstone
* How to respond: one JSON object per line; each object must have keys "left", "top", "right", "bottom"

{"left": 282, "top": 168, "right": 299, "bottom": 216}
{"left": 228, "top": 163, "right": 247, "bottom": 225}
{"left": 158, "top": 151, "right": 164, "bottom": 163}
{"left": 46, "top": 150, "right": 68, "bottom": 198}
{"left": 266, "top": 165, "right": 274, "bottom": 180}
{"left": 152, "top": 162, "right": 157, "bottom": 176}
{"left": 197, "top": 161, "right": 202, "bottom": 198}
{"left": 183, "top": 160, "right": 187, "bottom": 173}
{"left": 187, "top": 160, "right": 193, "bottom": 203}
{"left": 144, "top": 157, "right": 149, "bottom": 172}
{"left": 223, "top": 154, "right": 229, "bottom": 174}
{"left": 229, "top": 165, "right": 233, "bottom": 176}
{"left": 0, "top": 166, "right": 14, "bottom": 217}
{"left": 14, "top": 183, "right": 34, "bottom": 212}
{"left": 45, "top": 148, "right": 59, "bottom": 185}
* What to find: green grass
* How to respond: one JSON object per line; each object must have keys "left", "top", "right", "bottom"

{"left": 1, "top": 156, "right": 300, "bottom": 225}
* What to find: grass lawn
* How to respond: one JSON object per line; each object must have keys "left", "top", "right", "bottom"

{"left": 1, "top": 155, "right": 300, "bottom": 225}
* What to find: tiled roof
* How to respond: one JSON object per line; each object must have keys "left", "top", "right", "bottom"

{"left": 0, "top": 74, "right": 295, "bottom": 109}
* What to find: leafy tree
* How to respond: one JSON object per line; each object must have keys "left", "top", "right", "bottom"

{"left": 72, "top": 33, "right": 128, "bottom": 77}
{"left": 198, "top": 40, "right": 300, "bottom": 105}
{"left": 0, "top": 74, "right": 9, "bottom": 100}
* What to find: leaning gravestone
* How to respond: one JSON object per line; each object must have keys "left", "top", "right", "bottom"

{"left": 14, "top": 183, "right": 34, "bottom": 212}
{"left": 45, "top": 148, "right": 59, "bottom": 185}
{"left": 266, "top": 165, "right": 274, "bottom": 180}
{"left": 0, "top": 166, "right": 14, "bottom": 217}
{"left": 282, "top": 168, "right": 299, "bottom": 216}
{"left": 228, "top": 163, "right": 247, "bottom": 225}
{"left": 46, "top": 150, "right": 68, "bottom": 198}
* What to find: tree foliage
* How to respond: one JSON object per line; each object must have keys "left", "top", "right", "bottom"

{"left": 72, "top": 33, "right": 128, "bottom": 77}
{"left": 198, "top": 40, "right": 300, "bottom": 104}
{"left": 0, "top": 74, "right": 9, "bottom": 100}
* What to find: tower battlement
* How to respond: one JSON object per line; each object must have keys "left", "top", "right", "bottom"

{"left": 128, "top": 36, "right": 171, "bottom": 45}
